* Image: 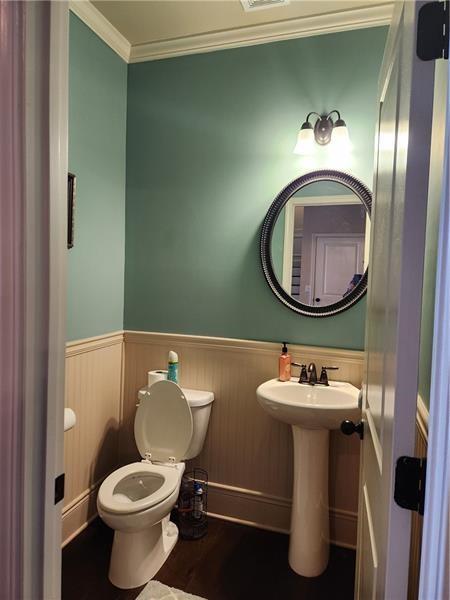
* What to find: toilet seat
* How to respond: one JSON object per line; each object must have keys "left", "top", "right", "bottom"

{"left": 98, "top": 462, "right": 180, "bottom": 515}
{"left": 99, "top": 381, "right": 193, "bottom": 518}
{"left": 134, "top": 379, "right": 193, "bottom": 462}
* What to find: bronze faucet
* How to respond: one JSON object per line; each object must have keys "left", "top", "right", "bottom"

{"left": 293, "top": 362, "right": 339, "bottom": 386}
{"left": 307, "top": 363, "right": 318, "bottom": 385}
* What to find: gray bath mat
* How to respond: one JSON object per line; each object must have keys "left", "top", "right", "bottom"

{"left": 136, "top": 580, "right": 206, "bottom": 600}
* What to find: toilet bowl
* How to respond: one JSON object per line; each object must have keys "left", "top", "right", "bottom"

{"left": 97, "top": 379, "right": 214, "bottom": 589}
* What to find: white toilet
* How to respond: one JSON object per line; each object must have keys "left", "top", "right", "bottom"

{"left": 97, "top": 379, "right": 214, "bottom": 589}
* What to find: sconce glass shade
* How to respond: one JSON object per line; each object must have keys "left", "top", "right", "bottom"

{"left": 293, "top": 122, "right": 315, "bottom": 155}
{"left": 332, "top": 118, "right": 350, "bottom": 150}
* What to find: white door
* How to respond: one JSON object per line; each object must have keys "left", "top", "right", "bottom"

{"left": 355, "top": 2, "right": 442, "bottom": 598}
{"left": 313, "top": 234, "right": 364, "bottom": 306}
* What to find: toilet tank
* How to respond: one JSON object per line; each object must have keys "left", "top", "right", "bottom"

{"left": 182, "top": 388, "right": 214, "bottom": 460}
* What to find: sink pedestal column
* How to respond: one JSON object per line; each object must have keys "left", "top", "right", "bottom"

{"left": 289, "top": 425, "right": 330, "bottom": 577}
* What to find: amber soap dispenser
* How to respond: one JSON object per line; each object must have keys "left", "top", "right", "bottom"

{"left": 279, "top": 342, "right": 291, "bottom": 381}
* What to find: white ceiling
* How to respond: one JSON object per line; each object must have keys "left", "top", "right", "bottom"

{"left": 92, "top": 0, "right": 393, "bottom": 46}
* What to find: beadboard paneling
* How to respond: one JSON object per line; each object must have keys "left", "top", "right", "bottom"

{"left": 63, "top": 328, "right": 428, "bottom": 567}
{"left": 63, "top": 332, "right": 124, "bottom": 545}
{"left": 122, "top": 331, "right": 364, "bottom": 545}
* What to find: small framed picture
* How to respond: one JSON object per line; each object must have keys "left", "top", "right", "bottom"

{"left": 68, "top": 172, "right": 76, "bottom": 249}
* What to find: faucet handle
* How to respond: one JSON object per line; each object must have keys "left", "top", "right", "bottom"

{"left": 291, "top": 363, "right": 308, "bottom": 384}
{"left": 319, "top": 366, "right": 339, "bottom": 386}
{"left": 299, "top": 364, "right": 308, "bottom": 383}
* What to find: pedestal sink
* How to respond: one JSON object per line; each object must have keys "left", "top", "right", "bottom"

{"left": 256, "top": 378, "right": 360, "bottom": 577}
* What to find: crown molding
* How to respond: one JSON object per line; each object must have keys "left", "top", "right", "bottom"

{"left": 129, "top": 3, "right": 393, "bottom": 63}
{"left": 69, "top": 0, "right": 131, "bottom": 62}
{"left": 69, "top": 1, "right": 393, "bottom": 65}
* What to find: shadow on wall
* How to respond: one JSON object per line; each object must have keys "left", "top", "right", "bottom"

{"left": 87, "top": 419, "right": 121, "bottom": 518}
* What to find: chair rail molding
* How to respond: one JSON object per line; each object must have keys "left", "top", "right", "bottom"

{"left": 66, "top": 330, "right": 124, "bottom": 356}
{"left": 123, "top": 329, "right": 365, "bottom": 362}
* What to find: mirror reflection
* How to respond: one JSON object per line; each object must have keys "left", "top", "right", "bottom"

{"left": 271, "top": 181, "right": 370, "bottom": 308}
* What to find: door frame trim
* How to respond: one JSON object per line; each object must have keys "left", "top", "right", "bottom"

{"left": 22, "top": 2, "right": 68, "bottom": 598}
{"left": 0, "top": 2, "right": 26, "bottom": 596}
{"left": 419, "top": 60, "right": 450, "bottom": 599}
{"left": 281, "top": 194, "right": 359, "bottom": 290}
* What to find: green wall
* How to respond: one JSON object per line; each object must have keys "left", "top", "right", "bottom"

{"left": 67, "top": 13, "right": 127, "bottom": 341}
{"left": 124, "top": 28, "right": 387, "bottom": 349}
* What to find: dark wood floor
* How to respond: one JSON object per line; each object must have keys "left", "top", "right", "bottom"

{"left": 62, "top": 517, "right": 355, "bottom": 600}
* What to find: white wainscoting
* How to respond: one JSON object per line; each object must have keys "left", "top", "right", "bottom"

{"left": 62, "top": 332, "right": 124, "bottom": 546}
{"left": 122, "top": 331, "right": 364, "bottom": 548}
{"left": 63, "top": 329, "right": 429, "bottom": 561}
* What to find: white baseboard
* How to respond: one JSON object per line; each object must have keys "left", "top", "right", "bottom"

{"left": 207, "top": 481, "right": 357, "bottom": 549}
{"left": 61, "top": 477, "right": 357, "bottom": 549}
{"left": 207, "top": 511, "right": 289, "bottom": 535}
{"left": 62, "top": 482, "right": 101, "bottom": 548}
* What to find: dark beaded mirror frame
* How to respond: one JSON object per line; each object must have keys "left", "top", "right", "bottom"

{"left": 260, "top": 170, "right": 372, "bottom": 317}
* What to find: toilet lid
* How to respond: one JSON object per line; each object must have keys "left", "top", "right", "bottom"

{"left": 134, "top": 380, "right": 193, "bottom": 462}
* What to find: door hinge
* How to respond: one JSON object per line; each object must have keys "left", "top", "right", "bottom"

{"left": 54, "top": 473, "right": 65, "bottom": 505}
{"left": 394, "top": 456, "right": 426, "bottom": 516}
{"left": 417, "top": 1, "right": 449, "bottom": 61}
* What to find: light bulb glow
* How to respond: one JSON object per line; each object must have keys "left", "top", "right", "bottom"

{"left": 293, "top": 126, "right": 315, "bottom": 155}
{"left": 331, "top": 121, "right": 351, "bottom": 151}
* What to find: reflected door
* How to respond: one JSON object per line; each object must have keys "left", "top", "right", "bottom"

{"left": 313, "top": 235, "right": 364, "bottom": 306}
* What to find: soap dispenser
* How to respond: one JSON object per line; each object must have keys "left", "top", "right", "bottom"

{"left": 279, "top": 342, "right": 291, "bottom": 382}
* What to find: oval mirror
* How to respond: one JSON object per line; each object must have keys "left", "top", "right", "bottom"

{"left": 261, "top": 170, "right": 372, "bottom": 317}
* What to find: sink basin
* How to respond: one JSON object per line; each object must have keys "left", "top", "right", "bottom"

{"left": 256, "top": 377, "right": 361, "bottom": 578}
{"left": 256, "top": 378, "right": 360, "bottom": 429}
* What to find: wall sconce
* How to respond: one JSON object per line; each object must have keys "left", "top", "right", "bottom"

{"left": 293, "top": 110, "right": 350, "bottom": 155}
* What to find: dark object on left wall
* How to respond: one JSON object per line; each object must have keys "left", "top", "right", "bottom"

{"left": 68, "top": 172, "right": 76, "bottom": 249}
